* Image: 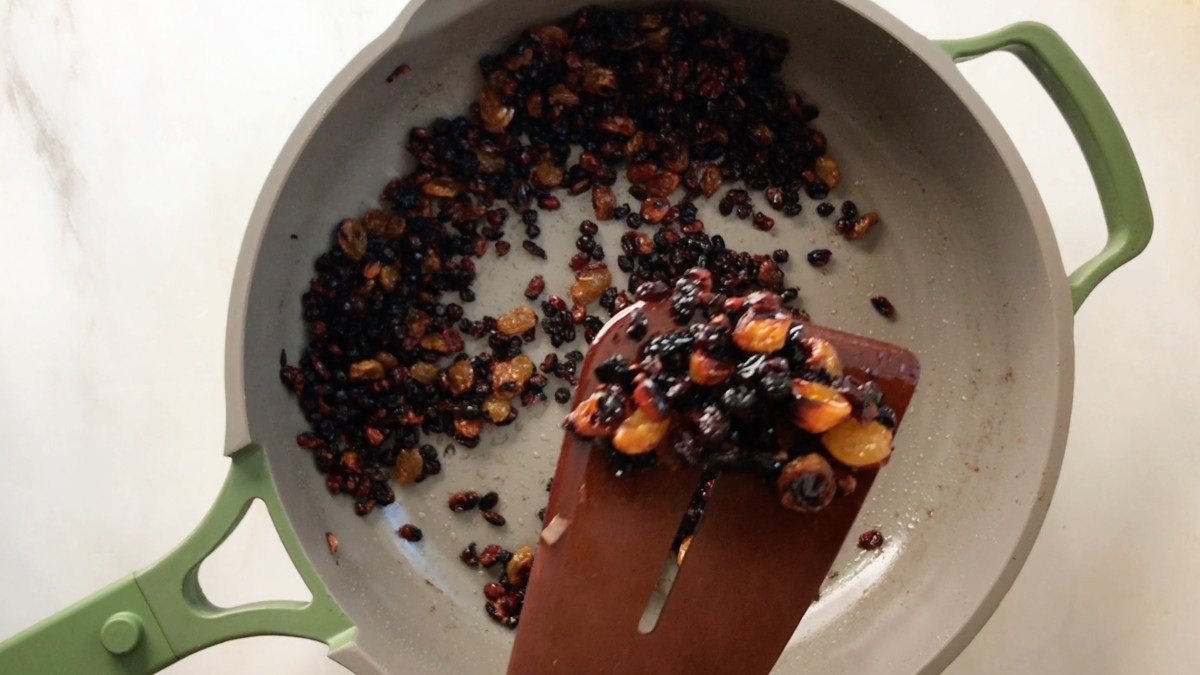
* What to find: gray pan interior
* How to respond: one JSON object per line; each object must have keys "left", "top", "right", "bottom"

{"left": 224, "top": 0, "right": 1075, "bottom": 672}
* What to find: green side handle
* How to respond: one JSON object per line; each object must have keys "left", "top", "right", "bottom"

{"left": 936, "top": 22, "right": 1152, "bottom": 312}
{"left": 0, "top": 445, "right": 355, "bottom": 674}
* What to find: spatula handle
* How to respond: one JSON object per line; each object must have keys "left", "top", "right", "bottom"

{"left": 0, "top": 444, "right": 354, "bottom": 674}
{"left": 937, "top": 22, "right": 1152, "bottom": 312}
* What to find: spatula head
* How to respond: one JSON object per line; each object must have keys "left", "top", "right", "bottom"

{"left": 508, "top": 301, "right": 919, "bottom": 675}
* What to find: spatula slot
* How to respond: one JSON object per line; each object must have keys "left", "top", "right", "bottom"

{"left": 637, "top": 472, "right": 717, "bottom": 634}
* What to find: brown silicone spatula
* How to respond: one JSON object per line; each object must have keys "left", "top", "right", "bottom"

{"left": 507, "top": 300, "right": 919, "bottom": 675}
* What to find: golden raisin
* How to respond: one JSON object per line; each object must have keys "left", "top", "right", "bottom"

{"left": 394, "top": 448, "right": 424, "bottom": 484}
{"left": 406, "top": 310, "right": 431, "bottom": 338}
{"left": 534, "top": 158, "right": 564, "bottom": 188}
{"left": 474, "top": 148, "right": 507, "bottom": 173}
{"left": 592, "top": 184, "right": 616, "bottom": 220}
{"left": 776, "top": 454, "right": 836, "bottom": 512}
{"left": 689, "top": 351, "right": 733, "bottom": 385}
{"left": 645, "top": 172, "right": 680, "bottom": 198}
{"left": 492, "top": 354, "right": 534, "bottom": 399}
{"left": 547, "top": 83, "right": 580, "bottom": 106}
{"left": 375, "top": 351, "right": 399, "bottom": 369}
{"left": 362, "top": 209, "right": 388, "bottom": 236}
{"left": 699, "top": 164, "right": 723, "bottom": 197}
{"left": 530, "top": 24, "right": 570, "bottom": 48}
{"left": 506, "top": 545, "right": 534, "bottom": 584}
{"left": 581, "top": 65, "right": 617, "bottom": 94}
{"left": 454, "top": 415, "right": 482, "bottom": 439}
{"left": 814, "top": 155, "right": 841, "bottom": 189}
{"left": 421, "top": 176, "right": 464, "bottom": 198}
{"left": 732, "top": 313, "right": 791, "bottom": 353}
{"left": 570, "top": 265, "right": 612, "bottom": 305}
{"left": 597, "top": 116, "right": 636, "bottom": 136}
{"left": 420, "top": 332, "right": 449, "bottom": 353}
{"left": 565, "top": 392, "right": 621, "bottom": 437}
{"left": 627, "top": 162, "right": 658, "bottom": 184}
{"left": 349, "top": 359, "right": 385, "bottom": 381}
{"left": 411, "top": 362, "right": 438, "bottom": 384}
{"left": 479, "top": 86, "right": 515, "bottom": 133}
{"left": 421, "top": 250, "right": 442, "bottom": 274}
{"left": 378, "top": 264, "right": 399, "bottom": 292}
{"left": 364, "top": 427, "right": 384, "bottom": 446}
{"left": 822, "top": 420, "right": 894, "bottom": 467}
{"left": 497, "top": 306, "right": 537, "bottom": 335}
{"left": 613, "top": 408, "right": 671, "bottom": 455}
{"left": 676, "top": 535, "right": 692, "bottom": 566}
{"left": 640, "top": 197, "right": 671, "bottom": 224}
{"left": 803, "top": 337, "right": 844, "bottom": 377}
{"left": 482, "top": 394, "right": 511, "bottom": 423}
{"left": 847, "top": 212, "right": 879, "bottom": 240}
{"left": 337, "top": 219, "right": 367, "bottom": 261}
{"left": 382, "top": 215, "right": 406, "bottom": 238}
{"left": 790, "top": 380, "right": 852, "bottom": 433}
{"left": 447, "top": 359, "right": 474, "bottom": 395}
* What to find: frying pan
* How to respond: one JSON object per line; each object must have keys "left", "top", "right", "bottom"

{"left": 0, "top": 0, "right": 1151, "bottom": 673}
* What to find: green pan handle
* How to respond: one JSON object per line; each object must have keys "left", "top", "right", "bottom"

{"left": 936, "top": 22, "right": 1152, "bottom": 312}
{"left": 0, "top": 444, "right": 355, "bottom": 674}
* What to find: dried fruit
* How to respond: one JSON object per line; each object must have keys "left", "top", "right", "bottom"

{"left": 349, "top": 359, "right": 385, "bottom": 381}
{"left": 790, "top": 380, "right": 852, "bottom": 433}
{"left": 325, "top": 532, "right": 339, "bottom": 555}
{"left": 592, "top": 185, "right": 616, "bottom": 220}
{"left": 506, "top": 545, "right": 535, "bottom": 584}
{"left": 337, "top": 219, "right": 367, "bottom": 261}
{"left": 534, "top": 158, "right": 564, "bottom": 188}
{"left": 570, "top": 265, "right": 612, "bottom": 305}
{"left": 676, "top": 535, "right": 692, "bottom": 566}
{"left": 421, "top": 177, "right": 465, "bottom": 198}
{"left": 732, "top": 313, "right": 790, "bottom": 353}
{"left": 479, "top": 545, "right": 503, "bottom": 568}
{"left": 482, "top": 394, "right": 512, "bottom": 423}
{"left": 858, "top": 528, "right": 884, "bottom": 550}
{"left": 454, "top": 415, "right": 482, "bottom": 439}
{"left": 870, "top": 296, "right": 895, "bottom": 319}
{"left": 498, "top": 306, "right": 538, "bottom": 335}
{"left": 394, "top": 448, "right": 424, "bottom": 484}
{"left": 411, "top": 361, "right": 438, "bottom": 384}
{"left": 777, "top": 454, "right": 836, "bottom": 512}
{"left": 822, "top": 419, "right": 894, "bottom": 467}
{"left": 398, "top": 524, "right": 423, "bottom": 542}
{"left": 803, "top": 337, "right": 844, "bottom": 377}
{"left": 479, "top": 491, "right": 500, "bottom": 510}
{"left": 525, "top": 274, "right": 545, "bottom": 299}
{"left": 846, "top": 211, "right": 879, "bottom": 240}
{"left": 492, "top": 354, "right": 534, "bottom": 399}
{"left": 480, "top": 87, "right": 515, "bottom": 133}
{"left": 449, "top": 491, "right": 483, "bottom": 512}
{"left": 565, "top": 392, "right": 623, "bottom": 437}
{"left": 640, "top": 197, "right": 671, "bottom": 224}
{"left": 814, "top": 155, "right": 841, "bottom": 189}
{"left": 806, "top": 249, "right": 832, "bottom": 267}
{"left": 689, "top": 351, "right": 733, "bottom": 385}
{"left": 612, "top": 408, "right": 670, "bottom": 455}
{"left": 447, "top": 359, "right": 474, "bottom": 395}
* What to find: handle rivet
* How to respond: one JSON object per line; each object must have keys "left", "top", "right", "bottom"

{"left": 100, "top": 612, "right": 144, "bottom": 655}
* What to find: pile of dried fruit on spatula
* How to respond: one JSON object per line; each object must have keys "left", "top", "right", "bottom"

{"left": 508, "top": 269, "right": 919, "bottom": 674}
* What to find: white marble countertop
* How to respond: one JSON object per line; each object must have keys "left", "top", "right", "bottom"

{"left": 2, "top": 1, "right": 1197, "bottom": 673}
